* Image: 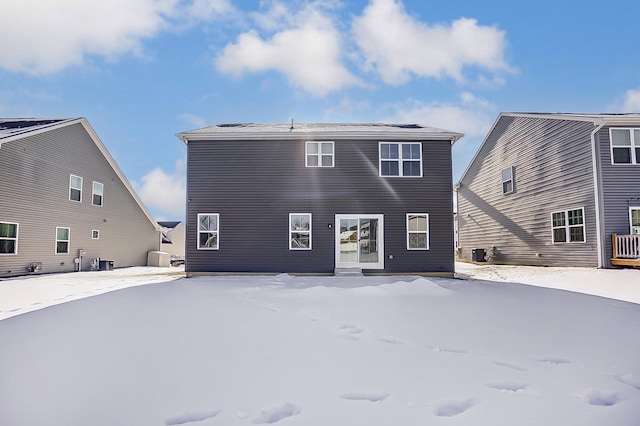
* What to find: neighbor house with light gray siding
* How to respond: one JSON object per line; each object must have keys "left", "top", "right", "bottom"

{"left": 456, "top": 113, "right": 640, "bottom": 268}
{"left": 178, "top": 123, "right": 463, "bottom": 276}
{"left": 0, "top": 118, "right": 162, "bottom": 277}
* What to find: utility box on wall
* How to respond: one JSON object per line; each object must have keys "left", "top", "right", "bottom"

{"left": 472, "top": 248, "right": 486, "bottom": 262}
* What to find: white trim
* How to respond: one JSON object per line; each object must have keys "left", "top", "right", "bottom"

{"left": 197, "top": 213, "right": 219, "bottom": 250}
{"left": 378, "top": 142, "right": 423, "bottom": 177}
{"left": 92, "top": 229, "right": 100, "bottom": 240}
{"left": 590, "top": 119, "right": 605, "bottom": 268}
{"left": 406, "top": 213, "right": 429, "bottom": 250}
{"left": 69, "top": 174, "right": 83, "bottom": 202}
{"left": 55, "top": 226, "right": 70, "bottom": 254}
{"left": 335, "top": 214, "right": 384, "bottom": 269}
{"left": 289, "top": 213, "right": 312, "bottom": 250}
{"left": 630, "top": 206, "right": 640, "bottom": 234}
{"left": 609, "top": 128, "right": 640, "bottom": 165}
{"left": 92, "top": 181, "right": 104, "bottom": 207}
{"left": 305, "top": 141, "right": 334, "bottom": 168}
{"left": 551, "top": 207, "right": 586, "bottom": 244}
{"left": 0, "top": 221, "right": 18, "bottom": 255}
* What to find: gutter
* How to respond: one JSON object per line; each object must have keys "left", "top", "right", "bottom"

{"left": 590, "top": 119, "right": 606, "bottom": 268}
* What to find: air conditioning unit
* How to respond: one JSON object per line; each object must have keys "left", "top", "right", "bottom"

{"left": 27, "top": 262, "right": 42, "bottom": 273}
{"left": 631, "top": 226, "right": 640, "bottom": 235}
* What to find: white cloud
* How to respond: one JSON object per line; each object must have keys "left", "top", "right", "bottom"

{"left": 382, "top": 92, "right": 496, "bottom": 138}
{"left": 178, "top": 113, "right": 208, "bottom": 129}
{"left": 135, "top": 158, "right": 186, "bottom": 220}
{"left": 620, "top": 89, "right": 640, "bottom": 112}
{"left": 215, "top": 1, "right": 360, "bottom": 96}
{"left": 0, "top": 0, "right": 233, "bottom": 75}
{"left": 352, "top": 0, "right": 511, "bottom": 85}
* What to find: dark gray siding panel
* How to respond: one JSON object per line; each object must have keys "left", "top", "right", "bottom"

{"left": 457, "top": 116, "right": 598, "bottom": 267}
{"left": 186, "top": 138, "right": 454, "bottom": 274}
{"left": 597, "top": 126, "right": 640, "bottom": 266}
{"left": 0, "top": 124, "right": 159, "bottom": 277}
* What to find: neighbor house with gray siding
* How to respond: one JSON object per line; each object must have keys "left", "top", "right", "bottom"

{"left": 456, "top": 113, "right": 640, "bottom": 268}
{"left": 178, "top": 123, "right": 463, "bottom": 276}
{"left": 0, "top": 118, "right": 162, "bottom": 277}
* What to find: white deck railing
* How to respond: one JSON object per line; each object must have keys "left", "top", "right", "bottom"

{"left": 612, "top": 234, "right": 640, "bottom": 259}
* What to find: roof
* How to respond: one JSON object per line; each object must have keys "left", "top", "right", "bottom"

{"left": 0, "top": 117, "right": 161, "bottom": 231}
{"left": 158, "top": 221, "right": 182, "bottom": 229}
{"left": 177, "top": 122, "right": 464, "bottom": 143}
{"left": 455, "top": 112, "right": 640, "bottom": 187}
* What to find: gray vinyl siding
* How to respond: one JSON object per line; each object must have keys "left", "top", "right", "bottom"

{"left": 457, "top": 115, "right": 598, "bottom": 267}
{"left": 0, "top": 123, "right": 159, "bottom": 277}
{"left": 596, "top": 126, "right": 640, "bottom": 266}
{"left": 186, "top": 138, "right": 454, "bottom": 274}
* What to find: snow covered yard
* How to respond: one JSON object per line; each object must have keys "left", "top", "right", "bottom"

{"left": 0, "top": 266, "right": 639, "bottom": 425}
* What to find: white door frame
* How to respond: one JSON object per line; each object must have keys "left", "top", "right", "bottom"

{"left": 335, "top": 214, "right": 384, "bottom": 269}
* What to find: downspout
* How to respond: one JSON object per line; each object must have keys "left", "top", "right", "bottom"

{"left": 590, "top": 119, "right": 606, "bottom": 268}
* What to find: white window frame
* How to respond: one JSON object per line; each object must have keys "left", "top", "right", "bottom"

{"left": 56, "top": 226, "right": 70, "bottom": 254}
{"left": 0, "top": 221, "right": 18, "bottom": 255}
{"left": 92, "top": 230, "right": 100, "bottom": 240}
{"left": 69, "top": 174, "right": 83, "bottom": 202}
{"left": 610, "top": 128, "right": 640, "bottom": 165}
{"left": 289, "top": 213, "right": 312, "bottom": 250}
{"left": 630, "top": 207, "right": 640, "bottom": 234}
{"left": 502, "top": 166, "right": 514, "bottom": 194}
{"left": 551, "top": 207, "right": 585, "bottom": 243}
{"left": 379, "top": 142, "right": 423, "bottom": 177}
{"left": 305, "top": 141, "right": 334, "bottom": 167}
{"left": 92, "top": 181, "right": 104, "bottom": 206}
{"left": 406, "top": 213, "right": 429, "bottom": 250}
{"left": 197, "top": 213, "right": 219, "bottom": 250}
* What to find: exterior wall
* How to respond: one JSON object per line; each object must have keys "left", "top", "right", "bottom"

{"left": 161, "top": 223, "right": 186, "bottom": 256}
{"left": 0, "top": 123, "right": 160, "bottom": 277}
{"left": 596, "top": 126, "right": 640, "bottom": 266}
{"left": 186, "top": 137, "right": 454, "bottom": 274}
{"left": 457, "top": 115, "right": 599, "bottom": 267}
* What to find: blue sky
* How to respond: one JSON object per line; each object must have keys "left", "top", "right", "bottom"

{"left": 2, "top": 0, "right": 640, "bottom": 221}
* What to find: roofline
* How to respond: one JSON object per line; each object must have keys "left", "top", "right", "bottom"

{"left": 177, "top": 126, "right": 463, "bottom": 144}
{"left": 0, "top": 118, "right": 78, "bottom": 146}
{"left": 1, "top": 117, "right": 161, "bottom": 232}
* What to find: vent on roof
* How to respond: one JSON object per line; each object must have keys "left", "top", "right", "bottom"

{"left": 217, "top": 123, "right": 248, "bottom": 128}
{"left": 389, "top": 124, "right": 422, "bottom": 129}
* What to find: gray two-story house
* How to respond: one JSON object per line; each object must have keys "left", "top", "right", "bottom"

{"left": 178, "top": 123, "right": 463, "bottom": 276}
{"left": 0, "top": 118, "right": 162, "bottom": 277}
{"left": 456, "top": 113, "right": 640, "bottom": 268}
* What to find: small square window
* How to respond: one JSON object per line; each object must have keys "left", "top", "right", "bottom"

{"left": 306, "top": 142, "right": 334, "bottom": 167}
{"left": 92, "top": 230, "right": 100, "bottom": 240}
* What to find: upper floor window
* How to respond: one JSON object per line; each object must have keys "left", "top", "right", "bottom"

{"left": 407, "top": 214, "right": 429, "bottom": 250}
{"left": 69, "top": 175, "right": 82, "bottom": 202}
{"left": 92, "top": 182, "right": 104, "bottom": 206}
{"left": 502, "top": 166, "right": 514, "bottom": 194}
{"left": 56, "top": 227, "right": 70, "bottom": 254}
{"left": 379, "top": 143, "right": 422, "bottom": 177}
{"left": 289, "top": 213, "right": 312, "bottom": 250}
{"left": 198, "top": 213, "right": 219, "bottom": 250}
{"left": 610, "top": 128, "right": 640, "bottom": 164}
{"left": 0, "top": 221, "right": 18, "bottom": 255}
{"left": 551, "top": 208, "right": 585, "bottom": 243}
{"left": 306, "top": 141, "right": 334, "bottom": 167}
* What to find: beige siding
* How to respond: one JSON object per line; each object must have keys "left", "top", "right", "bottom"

{"left": 457, "top": 115, "right": 598, "bottom": 267}
{"left": 0, "top": 123, "right": 159, "bottom": 277}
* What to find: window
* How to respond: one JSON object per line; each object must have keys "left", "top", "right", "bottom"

{"left": 407, "top": 214, "right": 429, "bottom": 250}
{"left": 551, "top": 208, "right": 585, "bottom": 243}
{"left": 290, "top": 213, "right": 312, "bottom": 250}
{"left": 502, "top": 166, "right": 514, "bottom": 194}
{"left": 56, "top": 227, "right": 70, "bottom": 254}
{"left": 379, "top": 143, "right": 422, "bottom": 177}
{"left": 69, "top": 175, "right": 82, "bottom": 202}
{"left": 610, "top": 128, "right": 640, "bottom": 164}
{"left": 92, "top": 230, "right": 100, "bottom": 240}
{"left": 630, "top": 207, "right": 640, "bottom": 234}
{"left": 0, "top": 222, "right": 18, "bottom": 255}
{"left": 306, "top": 142, "right": 334, "bottom": 167}
{"left": 92, "top": 181, "right": 104, "bottom": 206}
{"left": 198, "top": 213, "right": 219, "bottom": 249}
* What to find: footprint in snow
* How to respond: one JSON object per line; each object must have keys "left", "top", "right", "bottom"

{"left": 432, "top": 398, "right": 476, "bottom": 417}
{"left": 337, "top": 322, "right": 367, "bottom": 340}
{"left": 537, "top": 357, "right": 571, "bottom": 365}
{"left": 609, "top": 374, "right": 640, "bottom": 390}
{"left": 378, "top": 336, "right": 404, "bottom": 345}
{"left": 164, "top": 409, "right": 222, "bottom": 425}
{"left": 431, "top": 346, "right": 469, "bottom": 355}
{"left": 486, "top": 382, "right": 528, "bottom": 393}
{"left": 581, "top": 390, "right": 623, "bottom": 407}
{"left": 340, "top": 392, "right": 390, "bottom": 402}
{"left": 493, "top": 360, "right": 528, "bottom": 371}
{"left": 252, "top": 402, "right": 301, "bottom": 424}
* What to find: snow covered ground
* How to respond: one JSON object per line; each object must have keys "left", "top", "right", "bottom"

{"left": 0, "top": 264, "right": 639, "bottom": 425}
